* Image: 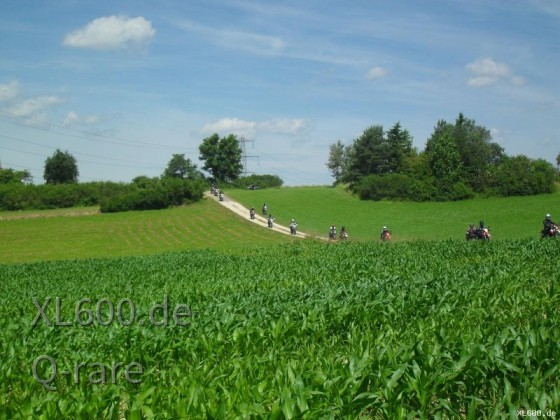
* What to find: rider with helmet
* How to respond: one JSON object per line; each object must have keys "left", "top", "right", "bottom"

{"left": 542, "top": 214, "right": 558, "bottom": 237}
{"left": 380, "top": 226, "right": 391, "bottom": 240}
{"left": 329, "top": 224, "right": 336, "bottom": 239}
{"left": 289, "top": 219, "right": 298, "bottom": 235}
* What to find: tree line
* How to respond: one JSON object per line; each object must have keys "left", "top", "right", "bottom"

{"left": 327, "top": 113, "right": 558, "bottom": 201}
{"left": 0, "top": 133, "right": 282, "bottom": 212}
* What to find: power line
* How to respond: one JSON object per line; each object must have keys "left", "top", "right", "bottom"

{"left": 0, "top": 109, "right": 197, "bottom": 152}
{"left": 0, "top": 134, "right": 164, "bottom": 169}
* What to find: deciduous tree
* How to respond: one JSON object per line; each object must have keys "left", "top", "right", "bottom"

{"left": 199, "top": 134, "right": 243, "bottom": 182}
{"left": 43, "top": 149, "right": 78, "bottom": 184}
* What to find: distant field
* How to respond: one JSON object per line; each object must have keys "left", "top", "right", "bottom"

{"left": 0, "top": 198, "right": 290, "bottom": 264}
{"left": 226, "top": 186, "right": 559, "bottom": 241}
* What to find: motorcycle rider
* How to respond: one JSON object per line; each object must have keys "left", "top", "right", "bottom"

{"left": 249, "top": 207, "right": 256, "bottom": 220}
{"left": 329, "top": 224, "right": 336, "bottom": 239}
{"left": 262, "top": 203, "right": 268, "bottom": 215}
{"left": 476, "top": 220, "right": 490, "bottom": 239}
{"left": 380, "top": 226, "right": 391, "bottom": 240}
{"left": 267, "top": 214, "right": 274, "bottom": 228}
{"left": 542, "top": 214, "right": 558, "bottom": 236}
{"left": 466, "top": 223, "right": 476, "bottom": 240}
{"left": 289, "top": 219, "right": 298, "bottom": 235}
{"left": 340, "top": 226, "right": 348, "bottom": 240}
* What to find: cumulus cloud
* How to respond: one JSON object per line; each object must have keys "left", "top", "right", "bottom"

{"left": 6, "top": 96, "right": 65, "bottom": 117}
{"left": 201, "top": 117, "right": 309, "bottom": 136}
{"left": 365, "top": 66, "right": 387, "bottom": 80}
{"left": 0, "top": 81, "right": 20, "bottom": 102}
{"left": 466, "top": 57, "right": 524, "bottom": 87}
{"left": 63, "top": 15, "right": 156, "bottom": 51}
{"left": 201, "top": 118, "right": 257, "bottom": 134}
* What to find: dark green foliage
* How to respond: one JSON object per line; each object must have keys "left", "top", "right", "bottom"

{"left": 162, "top": 154, "right": 202, "bottom": 180}
{"left": 0, "top": 179, "right": 204, "bottom": 212}
{"left": 228, "top": 174, "right": 284, "bottom": 189}
{"left": 345, "top": 125, "right": 388, "bottom": 182}
{"left": 0, "top": 182, "right": 130, "bottom": 211}
{"left": 99, "top": 178, "right": 205, "bottom": 213}
{"left": 0, "top": 167, "right": 32, "bottom": 184}
{"left": 43, "top": 149, "right": 79, "bottom": 184}
{"left": 488, "top": 156, "right": 557, "bottom": 196}
{"left": 100, "top": 188, "right": 168, "bottom": 212}
{"left": 355, "top": 174, "right": 432, "bottom": 201}
{"left": 199, "top": 133, "right": 243, "bottom": 182}
{"left": 332, "top": 114, "right": 553, "bottom": 202}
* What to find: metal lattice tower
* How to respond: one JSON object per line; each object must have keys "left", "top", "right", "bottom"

{"left": 239, "top": 136, "right": 259, "bottom": 176}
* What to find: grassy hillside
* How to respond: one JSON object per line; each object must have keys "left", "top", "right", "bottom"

{"left": 226, "top": 186, "right": 559, "bottom": 241}
{"left": 1, "top": 240, "right": 558, "bottom": 417}
{"left": 0, "top": 197, "right": 290, "bottom": 264}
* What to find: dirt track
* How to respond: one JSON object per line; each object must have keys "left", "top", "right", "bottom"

{"left": 205, "top": 191, "right": 311, "bottom": 238}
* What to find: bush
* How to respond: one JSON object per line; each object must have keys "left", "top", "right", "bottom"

{"left": 100, "top": 188, "right": 168, "bottom": 212}
{"left": 354, "top": 174, "right": 436, "bottom": 201}
{"left": 228, "top": 174, "right": 283, "bottom": 189}
{"left": 100, "top": 179, "right": 205, "bottom": 213}
{"left": 489, "top": 156, "right": 557, "bottom": 196}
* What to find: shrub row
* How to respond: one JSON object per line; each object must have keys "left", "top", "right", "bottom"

{"left": 99, "top": 178, "right": 206, "bottom": 213}
{"left": 0, "top": 182, "right": 130, "bottom": 211}
{"left": 227, "top": 174, "right": 284, "bottom": 189}
{"left": 354, "top": 174, "right": 474, "bottom": 202}
{"left": 0, "top": 179, "right": 206, "bottom": 212}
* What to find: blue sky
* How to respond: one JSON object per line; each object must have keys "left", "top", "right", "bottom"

{"left": 1, "top": 0, "right": 559, "bottom": 185}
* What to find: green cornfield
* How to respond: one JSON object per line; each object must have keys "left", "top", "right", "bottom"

{"left": 1, "top": 239, "right": 559, "bottom": 418}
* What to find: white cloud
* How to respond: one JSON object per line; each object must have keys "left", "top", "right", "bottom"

{"left": 63, "top": 111, "right": 102, "bottom": 126}
{"left": 201, "top": 118, "right": 257, "bottom": 135}
{"left": 201, "top": 117, "right": 309, "bottom": 136}
{"left": 63, "top": 15, "right": 155, "bottom": 51}
{"left": 365, "top": 66, "right": 387, "bottom": 80}
{"left": 84, "top": 115, "right": 101, "bottom": 124}
{"left": 63, "top": 111, "right": 79, "bottom": 126}
{"left": 466, "top": 57, "right": 523, "bottom": 87}
{"left": 258, "top": 118, "right": 309, "bottom": 134}
{"left": 0, "top": 81, "right": 20, "bottom": 102}
{"left": 6, "top": 96, "right": 65, "bottom": 117}
{"left": 175, "top": 20, "right": 285, "bottom": 56}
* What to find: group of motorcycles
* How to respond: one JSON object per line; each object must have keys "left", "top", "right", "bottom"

{"left": 465, "top": 223, "right": 491, "bottom": 241}
{"left": 210, "top": 186, "right": 224, "bottom": 202}
{"left": 230, "top": 190, "right": 558, "bottom": 242}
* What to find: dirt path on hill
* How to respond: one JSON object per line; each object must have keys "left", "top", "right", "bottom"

{"left": 205, "top": 191, "right": 315, "bottom": 239}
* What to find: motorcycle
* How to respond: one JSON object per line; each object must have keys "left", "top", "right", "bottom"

{"left": 219, "top": 193, "right": 224, "bottom": 202}
{"left": 328, "top": 229, "right": 336, "bottom": 240}
{"left": 290, "top": 223, "right": 297, "bottom": 235}
{"left": 466, "top": 226, "right": 491, "bottom": 240}
{"left": 267, "top": 216, "right": 274, "bottom": 228}
{"left": 249, "top": 209, "right": 256, "bottom": 220}
{"left": 380, "top": 230, "right": 391, "bottom": 241}
{"left": 541, "top": 225, "right": 559, "bottom": 238}
{"left": 340, "top": 231, "right": 348, "bottom": 241}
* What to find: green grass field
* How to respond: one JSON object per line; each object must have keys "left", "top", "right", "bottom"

{"left": 0, "top": 197, "right": 290, "bottom": 264}
{"left": 1, "top": 188, "right": 560, "bottom": 417}
{"left": 1, "top": 186, "right": 559, "bottom": 263}
{"left": 226, "top": 186, "right": 559, "bottom": 241}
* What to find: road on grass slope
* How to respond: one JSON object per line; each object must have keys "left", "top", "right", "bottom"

{"left": 205, "top": 191, "right": 313, "bottom": 239}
